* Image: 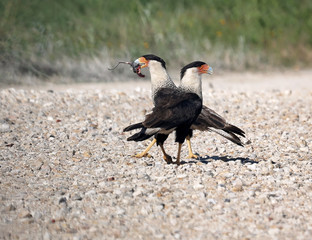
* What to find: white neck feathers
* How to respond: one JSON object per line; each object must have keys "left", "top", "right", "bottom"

{"left": 180, "top": 68, "right": 203, "bottom": 99}
{"left": 148, "top": 60, "right": 176, "bottom": 97}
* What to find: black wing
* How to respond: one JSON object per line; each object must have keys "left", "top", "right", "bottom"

{"left": 143, "top": 91, "right": 202, "bottom": 130}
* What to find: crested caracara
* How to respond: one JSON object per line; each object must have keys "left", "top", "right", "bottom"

{"left": 127, "top": 54, "right": 178, "bottom": 162}
{"left": 179, "top": 62, "right": 245, "bottom": 158}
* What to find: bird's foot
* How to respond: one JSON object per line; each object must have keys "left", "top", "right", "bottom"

{"left": 174, "top": 160, "right": 181, "bottom": 166}
{"left": 163, "top": 154, "right": 173, "bottom": 164}
{"left": 188, "top": 153, "right": 200, "bottom": 159}
{"left": 133, "top": 152, "right": 152, "bottom": 158}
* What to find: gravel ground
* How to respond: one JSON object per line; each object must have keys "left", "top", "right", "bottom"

{"left": 1, "top": 72, "right": 312, "bottom": 239}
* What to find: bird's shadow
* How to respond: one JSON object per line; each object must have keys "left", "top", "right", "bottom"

{"left": 181, "top": 154, "right": 258, "bottom": 165}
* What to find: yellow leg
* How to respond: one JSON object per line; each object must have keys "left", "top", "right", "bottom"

{"left": 186, "top": 136, "right": 199, "bottom": 159}
{"left": 175, "top": 143, "right": 183, "bottom": 165}
{"left": 134, "top": 138, "right": 156, "bottom": 158}
{"left": 159, "top": 144, "right": 172, "bottom": 164}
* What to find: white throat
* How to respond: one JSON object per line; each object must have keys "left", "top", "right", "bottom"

{"left": 148, "top": 61, "right": 176, "bottom": 98}
{"left": 180, "top": 68, "right": 203, "bottom": 99}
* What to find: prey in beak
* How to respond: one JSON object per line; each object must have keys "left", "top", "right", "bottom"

{"left": 132, "top": 61, "right": 145, "bottom": 78}
{"left": 108, "top": 59, "right": 146, "bottom": 78}
{"left": 132, "top": 56, "right": 150, "bottom": 77}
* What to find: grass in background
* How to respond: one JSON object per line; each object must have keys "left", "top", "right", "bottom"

{"left": 1, "top": 0, "right": 312, "bottom": 83}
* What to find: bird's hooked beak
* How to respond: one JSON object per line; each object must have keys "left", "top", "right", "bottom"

{"left": 132, "top": 57, "right": 149, "bottom": 78}
{"left": 207, "top": 66, "right": 213, "bottom": 75}
{"left": 134, "top": 57, "right": 149, "bottom": 68}
{"left": 198, "top": 64, "right": 213, "bottom": 75}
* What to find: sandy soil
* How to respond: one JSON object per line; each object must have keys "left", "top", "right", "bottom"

{"left": 1, "top": 70, "right": 312, "bottom": 239}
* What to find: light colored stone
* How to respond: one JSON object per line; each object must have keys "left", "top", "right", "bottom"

{"left": 232, "top": 178, "right": 243, "bottom": 192}
{"left": 193, "top": 183, "right": 204, "bottom": 190}
{"left": 0, "top": 123, "right": 10, "bottom": 133}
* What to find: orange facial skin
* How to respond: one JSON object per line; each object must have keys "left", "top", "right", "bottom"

{"left": 138, "top": 57, "right": 149, "bottom": 68}
{"left": 197, "top": 64, "right": 209, "bottom": 74}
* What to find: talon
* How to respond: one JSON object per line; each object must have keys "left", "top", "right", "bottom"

{"left": 174, "top": 160, "right": 181, "bottom": 166}
{"left": 133, "top": 153, "right": 152, "bottom": 158}
{"left": 163, "top": 154, "right": 173, "bottom": 164}
{"left": 188, "top": 153, "right": 199, "bottom": 159}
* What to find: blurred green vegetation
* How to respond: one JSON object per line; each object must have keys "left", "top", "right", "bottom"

{"left": 1, "top": 0, "right": 312, "bottom": 73}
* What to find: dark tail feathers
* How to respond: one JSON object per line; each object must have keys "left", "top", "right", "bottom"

{"left": 127, "top": 128, "right": 153, "bottom": 142}
{"left": 123, "top": 122, "right": 144, "bottom": 132}
{"left": 210, "top": 128, "right": 244, "bottom": 147}
{"left": 224, "top": 124, "right": 245, "bottom": 138}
